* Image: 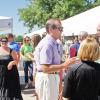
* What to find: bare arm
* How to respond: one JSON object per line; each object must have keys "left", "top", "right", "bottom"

{"left": 17, "top": 52, "right": 20, "bottom": 63}
{"left": 20, "top": 50, "right": 24, "bottom": 59}
{"left": 26, "top": 53, "right": 35, "bottom": 62}
{"left": 7, "top": 50, "right": 18, "bottom": 70}
{"left": 11, "top": 50, "right": 18, "bottom": 64}
{"left": 41, "top": 57, "right": 76, "bottom": 73}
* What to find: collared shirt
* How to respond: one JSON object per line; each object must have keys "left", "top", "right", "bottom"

{"left": 8, "top": 41, "right": 20, "bottom": 52}
{"left": 34, "top": 34, "right": 61, "bottom": 71}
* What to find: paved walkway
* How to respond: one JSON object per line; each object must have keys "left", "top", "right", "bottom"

{"left": 21, "top": 89, "right": 36, "bottom": 100}
{"left": 19, "top": 70, "right": 37, "bottom": 100}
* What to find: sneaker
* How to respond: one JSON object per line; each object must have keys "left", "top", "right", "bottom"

{"left": 24, "top": 83, "right": 29, "bottom": 89}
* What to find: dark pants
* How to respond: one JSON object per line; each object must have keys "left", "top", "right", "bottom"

{"left": 23, "top": 61, "right": 33, "bottom": 83}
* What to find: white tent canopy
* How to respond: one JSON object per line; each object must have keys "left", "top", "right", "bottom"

{"left": 25, "top": 28, "right": 46, "bottom": 37}
{"left": 0, "top": 16, "right": 13, "bottom": 33}
{"left": 62, "top": 6, "right": 100, "bottom": 36}
{"left": 25, "top": 6, "right": 100, "bottom": 37}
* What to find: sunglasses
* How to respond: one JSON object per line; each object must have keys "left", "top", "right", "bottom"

{"left": 25, "top": 39, "right": 30, "bottom": 41}
{"left": 56, "top": 26, "right": 63, "bottom": 32}
{"left": 1, "top": 39, "right": 8, "bottom": 43}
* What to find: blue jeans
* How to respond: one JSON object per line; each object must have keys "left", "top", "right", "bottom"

{"left": 23, "top": 61, "right": 33, "bottom": 83}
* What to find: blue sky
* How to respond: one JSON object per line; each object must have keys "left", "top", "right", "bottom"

{"left": 0, "top": 0, "right": 29, "bottom": 35}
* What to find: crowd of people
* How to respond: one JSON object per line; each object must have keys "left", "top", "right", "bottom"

{"left": 0, "top": 18, "right": 100, "bottom": 100}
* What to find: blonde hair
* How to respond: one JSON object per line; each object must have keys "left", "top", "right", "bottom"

{"left": 78, "top": 35, "right": 100, "bottom": 61}
{"left": 23, "top": 36, "right": 31, "bottom": 44}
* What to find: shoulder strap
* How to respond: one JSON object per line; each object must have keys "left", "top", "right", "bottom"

{"left": 74, "top": 62, "right": 83, "bottom": 70}
{"left": 10, "top": 48, "right": 13, "bottom": 54}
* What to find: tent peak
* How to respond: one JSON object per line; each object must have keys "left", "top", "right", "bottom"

{"left": 0, "top": 16, "right": 12, "bottom": 19}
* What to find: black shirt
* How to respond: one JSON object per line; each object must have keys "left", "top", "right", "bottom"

{"left": 62, "top": 61, "right": 100, "bottom": 100}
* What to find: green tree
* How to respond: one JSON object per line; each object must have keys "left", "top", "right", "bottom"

{"left": 15, "top": 35, "right": 23, "bottom": 42}
{"left": 94, "top": 0, "right": 100, "bottom": 5}
{"left": 18, "top": 0, "right": 99, "bottom": 31}
{"left": 0, "top": 34, "right": 6, "bottom": 38}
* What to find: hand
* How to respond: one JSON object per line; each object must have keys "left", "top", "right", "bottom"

{"left": 62, "top": 57, "right": 76, "bottom": 69}
{"left": 7, "top": 62, "right": 13, "bottom": 70}
{"left": 68, "top": 57, "right": 76, "bottom": 65}
{"left": 75, "top": 57, "right": 80, "bottom": 63}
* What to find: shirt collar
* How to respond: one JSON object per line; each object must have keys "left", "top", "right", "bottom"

{"left": 46, "top": 34, "right": 58, "bottom": 45}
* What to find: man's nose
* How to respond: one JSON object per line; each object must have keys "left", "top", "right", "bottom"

{"left": 96, "top": 31, "right": 100, "bottom": 37}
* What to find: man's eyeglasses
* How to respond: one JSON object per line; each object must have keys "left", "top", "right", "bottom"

{"left": 56, "top": 26, "right": 63, "bottom": 32}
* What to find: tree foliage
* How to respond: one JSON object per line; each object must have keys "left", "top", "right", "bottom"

{"left": 0, "top": 34, "right": 23, "bottom": 42}
{"left": 18, "top": 0, "right": 100, "bottom": 31}
{"left": 14, "top": 35, "right": 23, "bottom": 42}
